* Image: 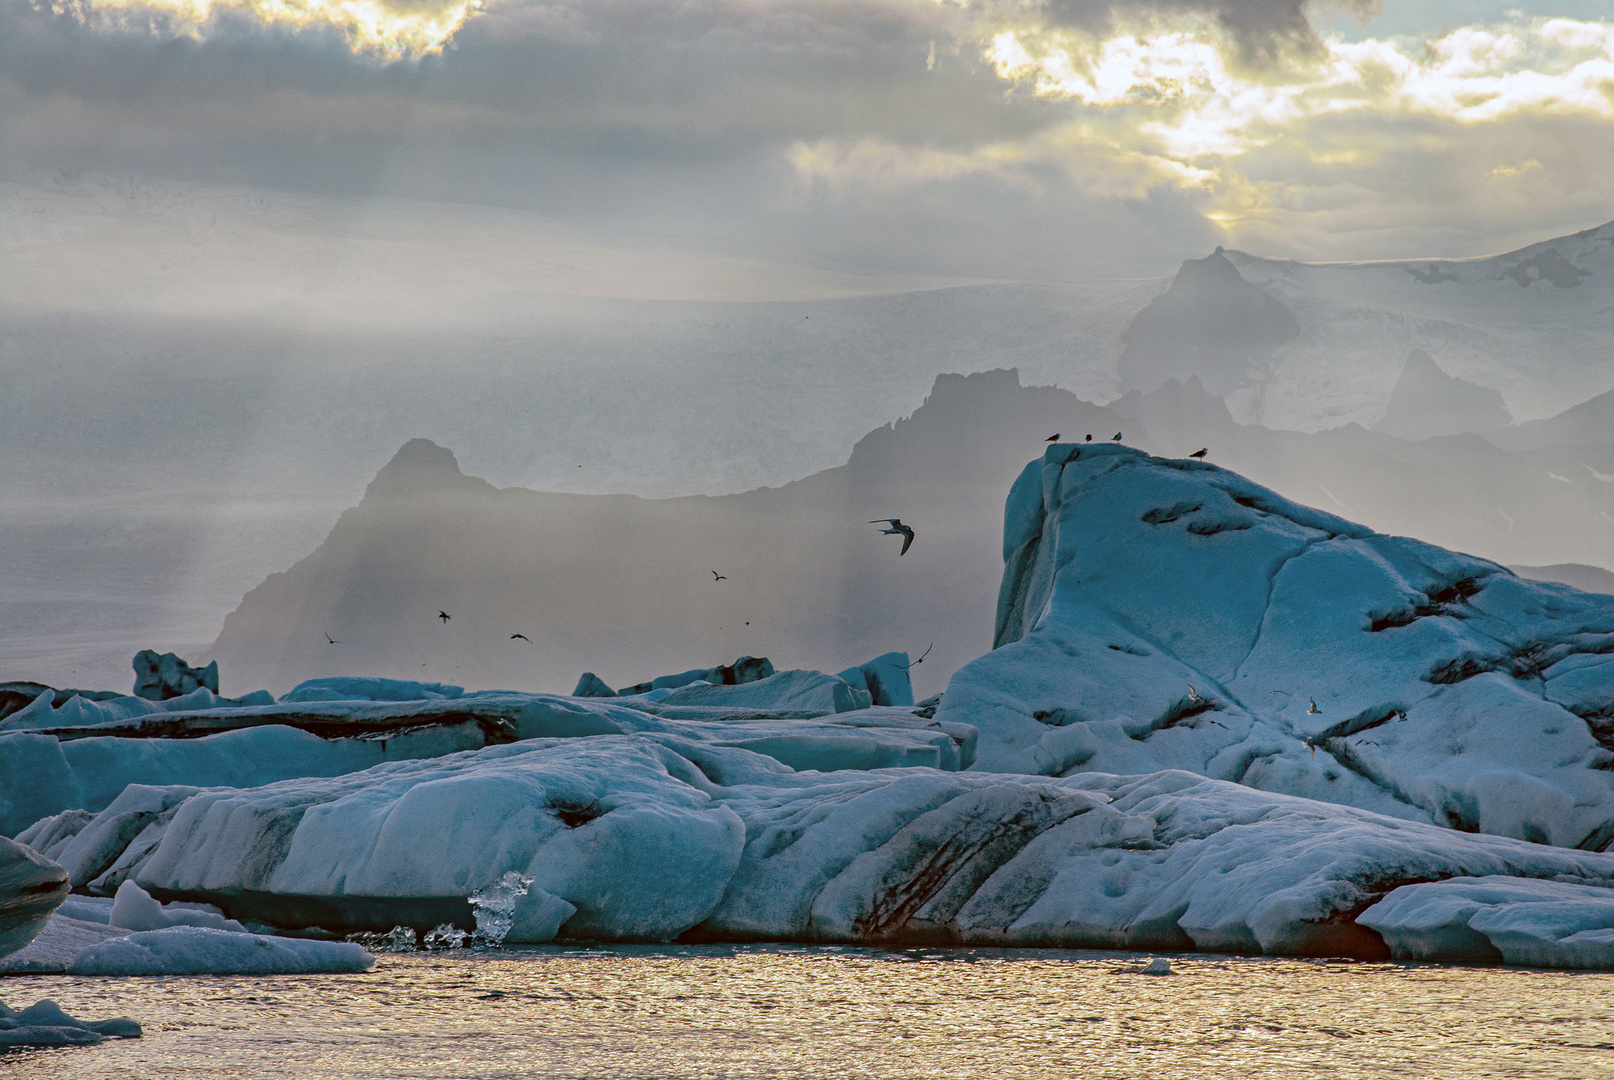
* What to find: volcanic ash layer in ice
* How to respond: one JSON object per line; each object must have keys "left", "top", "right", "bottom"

{"left": 940, "top": 444, "right": 1614, "bottom": 849}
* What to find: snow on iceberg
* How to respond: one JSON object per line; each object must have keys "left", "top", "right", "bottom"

{"left": 39, "top": 733, "right": 1614, "bottom": 961}
{"left": 66, "top": 927, "right": 374, "bottom": 976}
{"left": 1359, "top": 876, "right": 1614, "bottom": 966}
{"left": 941, "top": 444, "right": 1614, "bottom": 847}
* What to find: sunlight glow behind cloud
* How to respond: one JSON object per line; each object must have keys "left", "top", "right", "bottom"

{"left": 984, "top": 17, "right": 1614, "bottom": 159}
{"left": 50, "top": 0, "right": 481, "bottom": 57}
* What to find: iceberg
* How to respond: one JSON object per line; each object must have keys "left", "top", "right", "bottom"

{"left": 66, "top": 927, "right": 375, "bottom": 976}
{"left": 0, "top": 998, "right": 140, "bottom": 1047}
{"left": 0, "top": 835, "right": 68, "bottom": 959}
{"left": 942, "top": 444, "right": 1614, "bottom": 846}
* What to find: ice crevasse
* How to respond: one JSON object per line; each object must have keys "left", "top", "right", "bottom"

{"left": 5, "top": 445, "right": 1614, "bottom": 966}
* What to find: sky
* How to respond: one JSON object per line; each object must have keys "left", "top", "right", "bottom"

{"left": 3, "top": 0, "right": 1612, "bottom": 280}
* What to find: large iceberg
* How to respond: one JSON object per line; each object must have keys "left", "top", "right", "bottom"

{"left": 942, "top": 444, "right": 1614, "bottom": 845}
{"left": 6, "top": 446, "right": 1614, "bottom": 966}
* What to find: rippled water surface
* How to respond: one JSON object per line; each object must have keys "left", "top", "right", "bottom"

{"left": 5, "top": 946, "right": 1614, "bottom": 1078}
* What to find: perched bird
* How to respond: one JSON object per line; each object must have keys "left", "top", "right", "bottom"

{"left": 712, "top": 571, "right": 728, "bottom": 581}
{"left": 1112, "top": 432, "right": 1123, "bottom": 442}
{"left": 324, "top": 632, "right": 339, "bottom": 645}
{"left": 1189, "top": 448, "right": 1208, "bottom": 459}
{"left": 1046, "top": 433, "right": 1060, "bottom": 442}
{"left": 511, "top": 633, "right": 531, "bottom": 642}
{"left": 1085, "top": 434, "right": 1093, "bottom": 442}
{"left": 1307, "top": 698, "right": 1320, "bottom": 715}
{"left": 870, "top": 519, "right": 916, "bottom": 555}
{"left": 438, "top": 610, "right": 451, "bottom": 623}
{"left": 1186, "top": 682, "right": 1203, "bottom": 704}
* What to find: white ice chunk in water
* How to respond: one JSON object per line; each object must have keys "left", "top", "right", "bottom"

{"left": 67, "top": 926, "right": 376, "bottom": 975}
{"left": 470, "top": 871, "right": 533, "bottom": 948}
{"left": 110, "top": 880, "right": 246, "bottom": 934}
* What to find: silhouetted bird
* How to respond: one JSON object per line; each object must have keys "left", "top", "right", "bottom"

{"left": 511, "top": 633, "right": 531, "bottom": 642}
{"left": 1085, "top": 434, "right": 1093, "bottom": 442}
{"left": 897, "top": 643, "right": 934, "bottom": 672}
{"left": 1189, "top": 448, "right": 1208, "bottom": 459}
{"left": 712, "top": 571, "right": 728, "bottom": 581}
{"left": 324, "top": 633, "right": 339, "bottom": 645}
{"left": 438, "top": 611, "right": 451, "bottom": 623}
{"left": 1112, "top": 432, "right": 1123, "bottom": 442}
{"left": 1046, "top": 433, "right": 1060, "bottom": 442}
{"left": 870, "top": 519, "right": 916, "bottom": 555}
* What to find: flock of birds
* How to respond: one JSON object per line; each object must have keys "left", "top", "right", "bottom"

{"left": 321, "top": 433, "right": 1214, "bottom": 693}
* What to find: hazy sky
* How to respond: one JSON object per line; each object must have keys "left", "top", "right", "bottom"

{"left": 4, "top": 0, "right": 1612, "bottom": 279}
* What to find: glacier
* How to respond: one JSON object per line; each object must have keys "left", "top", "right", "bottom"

{"left": 4, "top": 449, "right": 1613, "bottom": 968}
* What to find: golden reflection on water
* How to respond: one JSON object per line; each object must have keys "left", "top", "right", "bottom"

{"left": 4, "top": 946, "right": 1613, "bottom": 1078}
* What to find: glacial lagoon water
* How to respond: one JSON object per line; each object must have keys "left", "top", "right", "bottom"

{"left": 5, "top": 945, "right": 1613, "bottom": 1079}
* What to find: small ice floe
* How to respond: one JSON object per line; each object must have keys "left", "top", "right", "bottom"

{"left": 1139, "top": 957, "right": 1172, "bottom": 976}
{"left": 67, "top": 927, "right": 375, "bottom": 976}
{"left": 0, "top": 998, "right": 140, "bottom": 1047}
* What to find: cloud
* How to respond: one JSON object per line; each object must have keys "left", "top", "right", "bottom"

{"left": 48, "top": 0, "right": 482, "bottom": 57}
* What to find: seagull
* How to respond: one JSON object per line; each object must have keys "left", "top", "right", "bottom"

{"left": 1046, "top": 433, "right": 1060, "bottom": 442}
{"left": 897, "top": 643, "right": 934, "bottom": 672}
{"left": 1189, "top": 448, "right": 1208, "bottom": 459}
{"left": 324, "top": 633, "right": 339, "bottom": 645}
{"left": 438, "top": 610, "right": 451, "bottom": 623}
{"left": 870, "top": 519, "right": 916, "bottom": 555}
{"left": 1112, "top": 432, "right": 1123, "bottom": 442}
{"left": 1186, "top": 682, "right": 1203, "bottom": 704}
{"left": 712, "top": 571, "right": 728, "bottom": 581}
{"left": 1307, "top": 698, "right": 1320, "bottom": 715}
{"left": 511, "top": 633, "right": 531, "bottom": 642}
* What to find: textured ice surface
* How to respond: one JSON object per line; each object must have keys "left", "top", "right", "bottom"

{"left": 469, "top": 871, "right": 533, "bottom": 947}
{"left": 0, "top": 835, "right": 68, "bottom": 960}
{"left": 1359, "top": 876, "right": 1614, "bottom": 966}
{"left": 67, "top": 927, "right": 375, "bottom": 975}
{"left": 943, "top": 444, "right": 1614, "bottom": 847}
{"left": 0, "top": 997, "right": 140, "bottom": 1047}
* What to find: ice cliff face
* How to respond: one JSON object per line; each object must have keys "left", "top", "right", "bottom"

{"left": 942, "top": 444, "right": 1614, "bottom": 849}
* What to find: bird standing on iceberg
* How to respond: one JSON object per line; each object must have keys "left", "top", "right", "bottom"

{"left": 870, "top": 519, "right": 916, "bottom": 555}
{"left": 1189, "top": 448, "right": 1208, "bottom": 459}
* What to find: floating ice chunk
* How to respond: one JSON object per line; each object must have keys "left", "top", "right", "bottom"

{"left": 1139, "top": 957, "right": 1172, "bottom": 975}
{"left": 67, "top": 926, "right": 376, "bottom": 975}
{"left": 469, "top": 871, "right": 533, "bottom": 947}
{"left": 422, "top": 923, "right": 468, "bottom": 949}
{"left": 13, "top": 808, "right": 97, "bottom": 861}
{"left": 0, "top": 914, "right": 129, "bottom": 974}
{"left": 0, "top": 997, "right": 141, "bottom": 1047}
{"left": 281, "top": 677, "right": 464, "bottom": 703}
{"left": 836, "top": 653, "right": 914, "bottom": 708}
{"left": 1360, "top": 876, "right": 1614, "bottom": 966}
{"left": 0, "top": 836, "right": 69, "bottom": 959}
{"left": 57, "top": 895, "right": 114, "bottom": 923}
{"left": 110, "top": 880, "right": 246, "bottom": 933}
{"left": 572, "top": 672, "right": 617, "bottom": 698}
{"left": 663, "top": 669, "right": 871, "bottom": 713}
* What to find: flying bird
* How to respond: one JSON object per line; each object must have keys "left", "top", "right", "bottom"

{"left": 712, "top": 571, "right": 728, "bottom": 581}
{"left": 870, "top": 519, "right": 916, "bottom": 555}
{"left": 438, "top": 610, "right": 451, "bottom": 623}
{"left": 511, "top": 633, "right": 531, "bottom": 642}
{"left": 324, "top": 633, "right": 339, "bottom": 645}
{"left": 1189, "top": 448, "right": 1208, "bottom": 459}
{"left": 1046, "top": 433, "right": 1060, "bottom": 442}
{"left": 1186, "top": 682, "right": 1203, "bottom": 704}
{"left": 1307, "top": 698, "right": 1320, "bottom": 715}
{"left": 1112, "top": 432, "right": 1123, "bottom": 442}
{"left": 897, "top": 643, "right": 934, "bottom": 672}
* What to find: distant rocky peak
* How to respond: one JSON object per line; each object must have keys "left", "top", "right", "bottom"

{"left": 1169, "top": 247, "right": 1246, "bottom": 292}
{"left": 362, "top": 438, "right": 493, "bottom": 502}
{"left": 1374, "top": 350, "right": 1511, "bottom": 440}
